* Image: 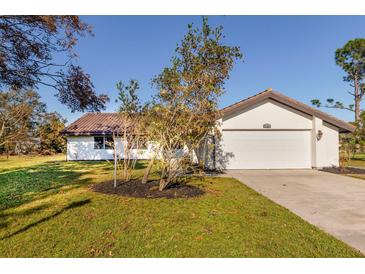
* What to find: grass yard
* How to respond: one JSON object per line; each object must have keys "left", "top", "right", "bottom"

{"left": 336, "top": 153, "right": 365, "bottom": 180}
{"left": 347, "top": 153, "right": 365, "bottom": 168}
{"left": 0, "top": 155, "right": 362, "bottom": 257}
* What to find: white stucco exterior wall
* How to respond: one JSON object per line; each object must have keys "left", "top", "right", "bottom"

{"left": 311, "top": 118, "right": 339, "bottom": 168}
{"left": 216, "top": 99, "right": 340, "bottom": 169}
{"left": 322, "top": 122, "right": 340, "bottom": 167}
{"left": 222, "top": 99, "right": 312, "bottom": 130}
{"left": 66, "top": 136, "right": 155, "bottom": 161}
{"left": 66, "top": 98, "right": 342, "bottom": 168}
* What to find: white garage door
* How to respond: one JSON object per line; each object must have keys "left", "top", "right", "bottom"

{"left": 221, "top": 130, "right": 311, "bottom": 169}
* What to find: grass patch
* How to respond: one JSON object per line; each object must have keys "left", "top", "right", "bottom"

{"left": 0, "top": 155, "right": 362, "bottom": 257}
{"left": 347, "top": 153, "right": 365, "bottom": 169}
{"left": 319, "top": 153, "right": 365, "bottom": 180}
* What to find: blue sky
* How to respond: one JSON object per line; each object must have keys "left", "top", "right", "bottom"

{"left": 38, "top": 16, "right": 365, "bottom": 123}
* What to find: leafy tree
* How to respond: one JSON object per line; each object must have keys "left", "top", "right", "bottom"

{"left": 0, "top": 16, "right": 108, "bottom": 112}
{"left": 0, "top": 89, "right": 46, "bottom": 155}
{"left": 311, "top": 38, "right": 365, "bottom": 122}
{"left": 340, "top": 111, "right": 365, "bottom": 160}
{"left": 39, "top": 112, "right": 67, "bottom": 154}
{"left": 143, "top": 17, "right": 243, "bottom": 191}
{"left": 118, "top": 80, "right": 143, "bottom": 115}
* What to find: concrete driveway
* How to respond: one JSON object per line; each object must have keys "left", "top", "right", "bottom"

{"left": 225, "top": 169, "right": 365, "bottom": 254}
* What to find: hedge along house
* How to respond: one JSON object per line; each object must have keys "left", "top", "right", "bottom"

{"left": 62, "top": 89, "right": 355, "bottom": 169}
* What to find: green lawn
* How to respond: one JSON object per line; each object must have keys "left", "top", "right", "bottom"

{"left": 0, "top": 155, "right": 362, "bottom": 257}
{"left": 347, "top": 153, "right": 365, "bottom": 168}
{"left": 339, "top": 153, "right": 365, "bottom": 180}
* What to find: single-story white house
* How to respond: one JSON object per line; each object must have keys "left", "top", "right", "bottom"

{"left": 62, "top": 89, "right": 355, "bottom": 169}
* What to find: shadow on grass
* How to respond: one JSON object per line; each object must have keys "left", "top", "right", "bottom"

{"left": 0, "top": 161, "right": 103, "bottom": 211}
{"left": 0, "top": 203, "right": 52, "bottom": 220}
{"left": 1, "top": 199, "right": 91, "bottom": 240}
{"left": 102, "top": 159, "right": 148, "bottom": 170}
{"left": 0, "top": 204, "right": 53, "bottom": 230}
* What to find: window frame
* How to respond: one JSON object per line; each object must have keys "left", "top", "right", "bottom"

{"left": 94, "top": 136, "right": 104, "bottom": 150}
{"left": 104, "top": 136, "right": 114, "bottom": 150}
{"left": 94, "top": 135, "right": 114, "bottom": 150}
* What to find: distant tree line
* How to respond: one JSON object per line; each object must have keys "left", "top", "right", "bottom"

{"left": 0, "top": 89, "right": 66, "bottom": 156}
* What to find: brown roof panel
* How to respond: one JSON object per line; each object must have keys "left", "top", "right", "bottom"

{"left": 61, "top": 113, "right": 127, "bottom": 136}
{"left": 221, "top": 89, "right": 355, "bottom": 133}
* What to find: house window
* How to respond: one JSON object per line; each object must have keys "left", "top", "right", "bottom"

{"left": 94, "top": 136, "right": 114, "bottom": 150}
{"left": 105, "top": 136, "right": 114, "bottom": 149}
{"left": 94, "top": 137, "right": 104, "bottom": 149}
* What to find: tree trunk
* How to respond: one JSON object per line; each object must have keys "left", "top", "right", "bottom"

{"left": 158, "top": 166, "right": 169, "bottom": 191}
{"left": 123, "top": 130, "right": 127, "bottom": 181}
{"left": 6, "top": 142, "right": 9, "bottom": 159}
{"left": 142, "top": 155, "right": 156, "bottom": 184}
{"left": 355, "top": 96, "right": 361, "bottom": 122}
{"left": 113, "top": 137, "right": 117, "bottom": 188}
{"left": 354, "top": 76, "right": 361, "bottom": 122}
{"left": 159, "top": 178, "right": 169, "bottom": 191}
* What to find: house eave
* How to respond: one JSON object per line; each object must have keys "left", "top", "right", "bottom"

{"left": 61, "top": 131, "right": 120, "bottom": 137}
{"left": 219, "top": 89, "right": 356, "bottom": 133}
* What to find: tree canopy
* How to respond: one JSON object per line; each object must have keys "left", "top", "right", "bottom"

{"left": 0, "top": 89, "right": 46, "bottom": 152}
{"left": 39, "top": 112, "right": 67, "bottom": 154}
{"left": 0, "top": 16, "right": 108, "bottom": 112}
{"left": 117, "top": 79, "right": 144, "bottom": 116}
{"left": 0, "top": 89, "right": 67, "bottom": 155}
{"left": 311, "top": 38, "right": 365, "bottom": 122}
{"left": 335, "top": 38, "right": 365, "bottom": 84}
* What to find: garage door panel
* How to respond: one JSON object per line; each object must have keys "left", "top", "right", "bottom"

{"left": 222, "top": 130, "right": 311, "bottom": 169}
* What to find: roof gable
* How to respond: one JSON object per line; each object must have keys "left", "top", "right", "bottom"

{"left": 222, "top": 99, "right": 313, "bottom": 130}
{"left": 221, "top": 89, "right": 355, "bottom": 133}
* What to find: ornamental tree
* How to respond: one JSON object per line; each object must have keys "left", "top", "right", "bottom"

{"left": 143, "top": 17, "right": 243, "bottom": 190}
{"left": 114, "top": 80, "right": 147, "bottom": 185}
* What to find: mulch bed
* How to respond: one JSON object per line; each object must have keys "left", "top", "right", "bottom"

{"left": 320, "top": 166, "right": 365, "bottom": 175}
{"left": 91, "top": 179, "right": 205, "bottom": 199}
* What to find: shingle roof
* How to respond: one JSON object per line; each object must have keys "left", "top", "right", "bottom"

{"left": 61, "top": 113, "right": 127, "bottom": 136}
{"left": 221, "top": 89, "right": 355, "bottom": 133}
